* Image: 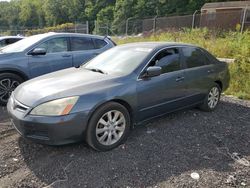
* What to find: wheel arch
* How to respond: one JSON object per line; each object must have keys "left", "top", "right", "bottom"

{"left": 0, "top": 69, "right": 29, "bottom": 81}
{"left": 86, "top": 99, "right": 135, "bottom": 130}
{"left": 214, "top": 80, "right": 223, "bottom": 90}
{"left": 111, "top": 99, "right": 134, "bottom": 124}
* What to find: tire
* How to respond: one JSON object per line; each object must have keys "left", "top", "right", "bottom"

{"left": 199, "top": 83, "right": 221, "bottom": 112}
{"left": 0, "top": 73, "right": 23, "bottom": 106}
{"left": 86, "top": 102, "right": 131, "bottom": 151}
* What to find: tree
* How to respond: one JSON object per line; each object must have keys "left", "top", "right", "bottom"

{"left": 96, "top": 6, "right": 114, "bottom": 35}
{"left": 112, "top": 0, "right": 137, "bottom": 34}
{"left": 19, "top": 0, "right": 45, "bottom": 27}
{"left": 0, "top": 0, "right": 241, "bottom": 34}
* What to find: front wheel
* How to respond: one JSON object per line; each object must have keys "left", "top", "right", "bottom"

{"left": 86, "top": 102, "right": 131, "bottom": 151}
{"left": 0, "top": 73, "right": 23, "bottom": 106}
{"left": 199, "top": 84, "right": 221, "bottom": 112}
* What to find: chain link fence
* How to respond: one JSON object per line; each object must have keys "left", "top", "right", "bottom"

{"left": 0, "top": 9, "right": 249, "bottom": 37}
{"left": 95, "top": 9, "right": 249, "bottom": 36}
{"left": 0, "top": 22, "right": 89, "bottom": 36}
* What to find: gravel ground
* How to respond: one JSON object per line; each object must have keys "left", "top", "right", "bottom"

{"left": 0, "top": 96, "right": 249, "bottom": 188}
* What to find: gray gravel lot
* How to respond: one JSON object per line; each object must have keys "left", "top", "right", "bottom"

{"left": 0, "top": 96, "right": 249, "bottom": 188}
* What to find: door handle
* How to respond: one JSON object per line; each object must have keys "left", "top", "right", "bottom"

{"left": 62, "top": 54, "right": 71, "bottom": 58}
{"left": 176, "top": 76, "right": 185, "bottom": 82}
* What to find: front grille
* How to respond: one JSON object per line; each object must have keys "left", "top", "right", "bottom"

{"left": 12, "top": 98, "right": 29, "bottom": 112}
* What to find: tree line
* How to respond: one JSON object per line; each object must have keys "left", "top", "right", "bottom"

{"left": 0, "top": 0, "right": 236, "bottom": 33}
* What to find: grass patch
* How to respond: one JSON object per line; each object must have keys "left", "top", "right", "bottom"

{"left": 113, "top": 29, "right": 250, "bottom": 100}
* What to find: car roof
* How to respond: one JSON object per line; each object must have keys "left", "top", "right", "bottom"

{"left": 34, "top": 32, "right": 105, "bottom": 39}
{"left": 118, "top": 42, "right": 199, "bottom": 51}
{"left": 0, "top": 36, "right": 25, "bottom": 40}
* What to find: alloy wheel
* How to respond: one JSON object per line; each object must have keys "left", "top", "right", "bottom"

{"left": 207, "top": 87, "right": 220, "bottom": 109}
{"left": 0, "top": 79, "right": 20, "bottom": 103}
{"left": 96, "top": 110, "right": 126, "bottom": 146}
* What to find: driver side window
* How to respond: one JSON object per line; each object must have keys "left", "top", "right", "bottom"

{"left": 149, "top": 48, "right": 181, "bottom": 74}
{"left": 36, "top": 38, "right": 68, "bottom": 53}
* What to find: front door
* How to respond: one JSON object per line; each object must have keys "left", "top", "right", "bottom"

{"left": 28, "top": 37, "right": 73, "bottom": 78}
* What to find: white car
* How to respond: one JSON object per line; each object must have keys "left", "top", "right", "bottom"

{"left": 0, "top": 36, "right": 24, "bottom": 48}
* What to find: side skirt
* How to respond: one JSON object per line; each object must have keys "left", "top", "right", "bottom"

{"left": 134, "top": 100, "right": 203, "bottom": 127}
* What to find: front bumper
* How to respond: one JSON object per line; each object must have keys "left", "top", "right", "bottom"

{"left": 7, "top": 98, "right": 89, "bottom": 145}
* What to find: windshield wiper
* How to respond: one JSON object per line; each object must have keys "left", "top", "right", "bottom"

{"left": 86, "top": 67, "right": 107, "bottom": 74}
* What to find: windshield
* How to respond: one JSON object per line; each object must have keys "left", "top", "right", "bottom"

{"left": 84, "top": 46, "right": 152, "bottom": 75}
{"left": 1, "top": 34, "right": 46, "bottom": 53}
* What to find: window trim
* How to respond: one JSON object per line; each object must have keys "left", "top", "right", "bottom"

{"left": 137, "top": 46, "right": 184, "bottom": 80}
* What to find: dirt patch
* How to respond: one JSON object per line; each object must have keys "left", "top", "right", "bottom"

{"left": 0, "top": 96, "right": 249, "bottom": 188}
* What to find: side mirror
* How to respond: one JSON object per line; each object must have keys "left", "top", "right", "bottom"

{"left": 30, "top": 48, "right": 46, "bottom": 56}
{"left": 143, "top": 66, "right": 162, "bottom": 78}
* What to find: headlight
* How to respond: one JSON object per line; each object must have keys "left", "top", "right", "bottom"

{"left": 30, "top": 96, "right": 79, "bottom": 116}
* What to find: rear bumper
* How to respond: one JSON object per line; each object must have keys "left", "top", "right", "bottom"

{"left": 7, "top": 100, "right": 89, "bottom": 145}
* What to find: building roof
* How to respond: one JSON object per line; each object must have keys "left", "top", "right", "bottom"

{"left": 201, "top": 1, "right": 250, "bottom": 10}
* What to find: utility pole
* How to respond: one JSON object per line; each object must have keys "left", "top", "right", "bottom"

{"left": 86, "top": 21, "right": 89, "bottom": 34}
{"left": 241, "top": 6, "right": 248, "bottom": 33}
{"left": 153, "top": 16, "right": 157, "bottom": 34}
{"left": 192, "top": 10, "right": 199, "bottom": 30}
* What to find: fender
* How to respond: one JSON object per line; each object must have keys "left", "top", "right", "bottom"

{"left": 0, "top": 67, "right": 29, "bottom": 81}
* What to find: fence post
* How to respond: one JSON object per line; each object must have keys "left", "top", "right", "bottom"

{"left": 153, "top": 16, "right": 157, "bottom": 34}
{"left": 106, "top": 23, "right": 109, "bottom": 36}
{"left": 94, "top": 20, "right": 98, "bottom": 35}
{"left": 74, "top": 21, "right": 77, "bottom": 33}
{"left": 241, "top": 6, "right": 248, "bottom": 33}
{"left": 126, "top": 17, "right": 133, "bottom": 36}
{"left": 86, "top": 21, "right": 89, "bottom": 34}
{"left": 192, "top": 10, "right": 198, "bottom": 30}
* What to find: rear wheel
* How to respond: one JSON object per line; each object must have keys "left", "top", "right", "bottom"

{"left": 86, "top": 102, "right": 131, "bottom": 151}
{"left": 199, "top": 84, "right": 221, "bottom": 111}
{"left": 0, "top": 73, "right": 23, "bottom": 105}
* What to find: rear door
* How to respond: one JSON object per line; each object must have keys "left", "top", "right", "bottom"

{"left": 181, "top": 47, "right": 216, "bottom": 103}
{"left": 70, "top": 37, "right": 103, "bottom": 67}
{"left": 137, "top": 47, "right": 189, "bottom": 121}
{"left": 28, "top": 37, "right": 72, "bottom": 78}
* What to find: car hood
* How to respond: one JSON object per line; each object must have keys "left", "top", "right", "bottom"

{"left": 0, "top": 52, "right": 17, "bottom": 59}
{"left": 14, "top": 68, "right": 122, "bottom": 107}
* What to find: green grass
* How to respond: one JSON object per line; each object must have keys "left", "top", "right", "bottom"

{"left": 113, "top": 29, "right": 250, "bottom": 100}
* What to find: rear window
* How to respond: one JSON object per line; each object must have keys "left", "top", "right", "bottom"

{"left": 182, "top": 47, "right": 210, "bottom": 68}
{"left": 202, "top": 49, "right": 219, "bottom": 64}
{"left": 93, "top": 38, "right": 107, "bottom": 49}
{"left": 6, "top": 38, "right": 22, "bottom": 45}
{"left": 70, "top": 37, "right": 95, "bottom": 51}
